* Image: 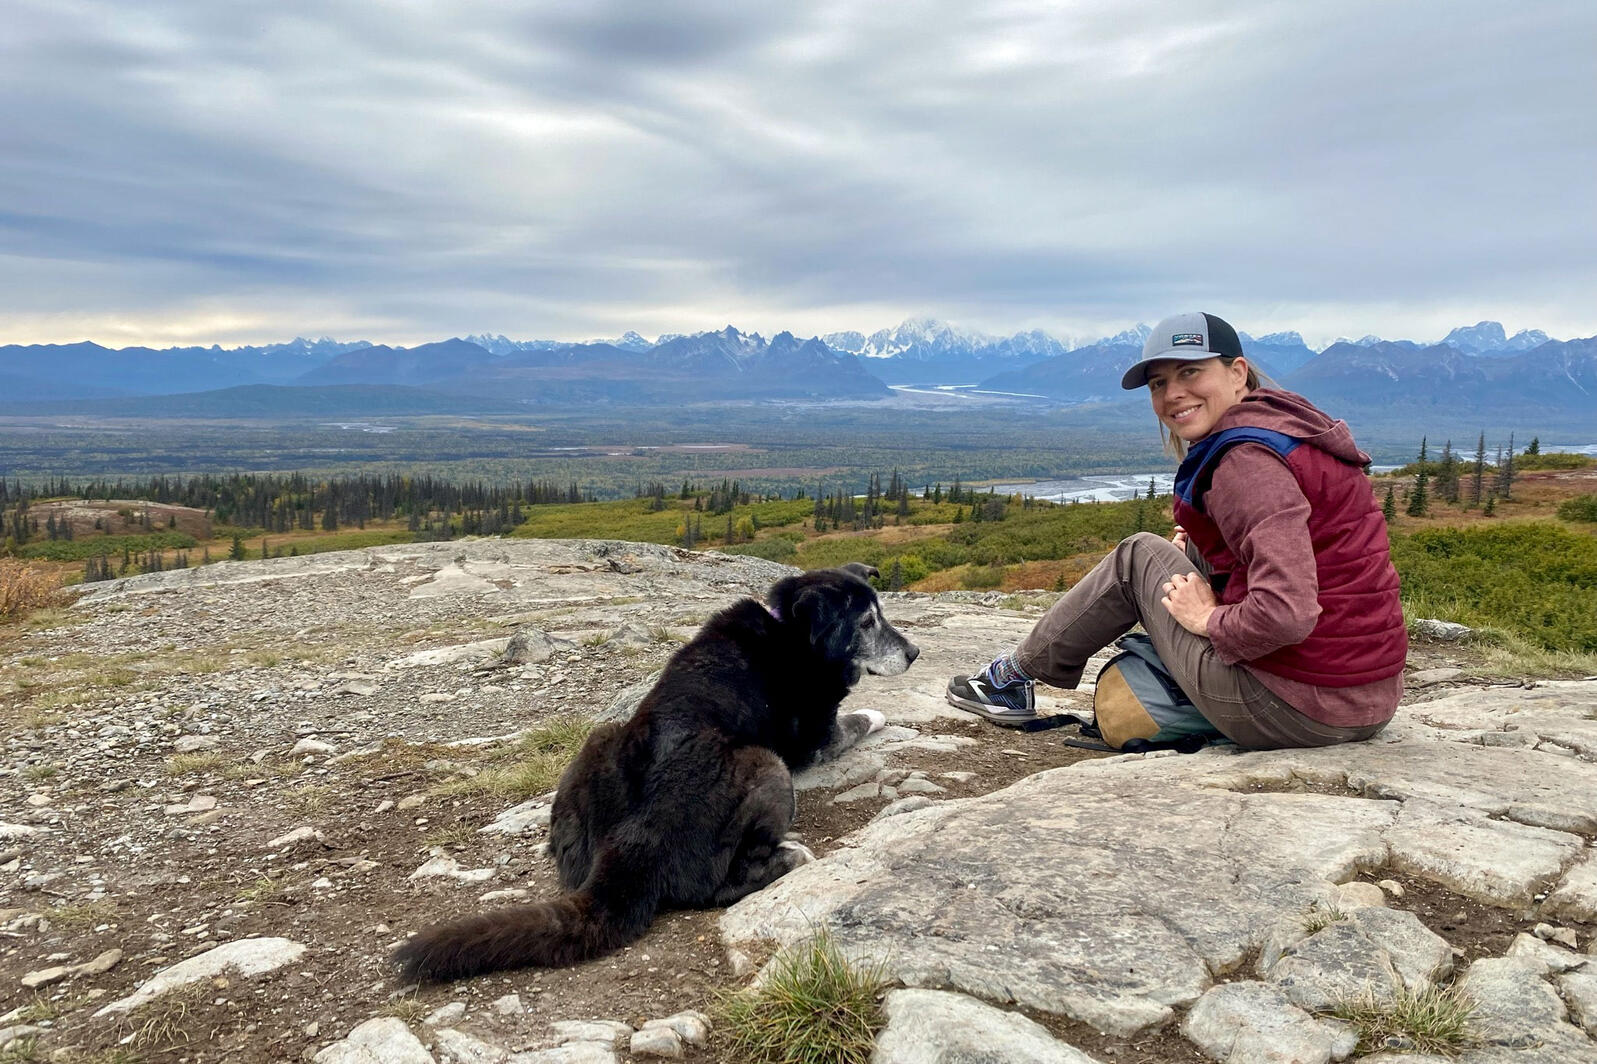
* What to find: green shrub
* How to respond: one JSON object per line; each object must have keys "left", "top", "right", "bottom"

{"left": 1390, "top": 522, "right": 1597, "bottom": 650}
{"left": 721, "top": 536, "right": 799, "bottom": 563}
{"left": 1515, "top": 451, "right": 1596, "bottom": 471}
{"left": 885, "top": 552, "right": 929, "bottom": 586}
{"left": 1558, "top": 495, "right": 1597, "bottom": 523}
{"left": 961, "top": 563, "right": 1004, "bottom": 589}
{"left": 18, "top": 531, "right": 196, "bottom": 562}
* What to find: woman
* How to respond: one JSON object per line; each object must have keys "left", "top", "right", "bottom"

{"left": 945, "top": 312, "right": 1406, "bottom": 749}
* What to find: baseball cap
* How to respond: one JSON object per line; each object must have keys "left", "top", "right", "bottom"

{"left": 1120, "top": 312, "right": 1245, "bottom": 390}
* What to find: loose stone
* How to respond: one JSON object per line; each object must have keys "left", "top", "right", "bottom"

{"left": 628, "top": 1026, "right": 683, "bottom": 1058}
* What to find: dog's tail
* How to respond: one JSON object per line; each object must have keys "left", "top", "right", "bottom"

{"left": 394, "top": 842, "right": 661, "bottom": 982}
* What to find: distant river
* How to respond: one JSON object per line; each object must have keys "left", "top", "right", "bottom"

{"left": 988, "top": 473, "right": 1174, "bottom": 503}
{"left": 992, "top": 443, "right": 1597, "bottom": 503}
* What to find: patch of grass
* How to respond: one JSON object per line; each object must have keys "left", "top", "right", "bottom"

{"left": 424, "top": 824, "right": 478, "bottom": 849}
{"left": 4, "top": 990, "right": 93, "bottom": 1025}
{"left": 1462, "top": 630, "right": 1597, "bottom": 679}
{"left": 383, "top": 996, "right": 430, "bottom": 1024}
{"left": 14, "top": 705, "right": 65, "bottom": 731}
{"left": 50, "top": 1051, "right": 141, "bottom": 1064}
{"left": 338, "top": 737, "right": 467, "bottom": 774}
{"left": 47, "top": 899, "right": 119, "bottom": 928}
{"left": 112, "top": 981, "right": 210, "bottom": 1053}
{"left": 580, "top": 631, "right": 612, "bottom": 647}
{"left": 21, "top": 607, "right": 89, "bottom": 631}
{"left": 287, "top": 783, "right": 336, "bottom": 815}
{"left": 0, "top": 1037, "right": 40, "bottom": 1063}
{"left": 172, "top": 652, "right": 229, "bottom": 676}
{"left": 22, "top": 762, "right": 58, "bottom": 781}
{"left": 235, "top": 876, "right": 287, "bottom": 904}
{"left": 166, "top": 752, "right": 226, "bottom": 776}
{"left": 89, "top": 666, "right": 139, "bottom": 689}
{"left": 1301, "top": 901, "right": 1349, "bottom": 934}
{"left": 716, "top": 929, "right": 888, "bottom": 1064}
{"left": 1327, "top": 984, "right": 1476, "bottom": 1056}
{"left": 245, "top": 650, "right": 282, "bottom": 668}
{"left": 649, "top": 625, "right": 683, "bottom": 643}
{"left": 435, "top": 715, "right": 595, "bottom": 802}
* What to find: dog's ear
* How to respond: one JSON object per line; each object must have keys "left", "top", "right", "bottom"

{"left": 789, "top": 585, "right": 849, "bottom": 655}
{"left": 838, "top": 562, "right": 880, "bottom": 584}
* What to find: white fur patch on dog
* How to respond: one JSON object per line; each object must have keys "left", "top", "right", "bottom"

{"left": 857, "top": 709, "right": 887, "bottom": 733}
{"left": 777, "top": 840, "right": 817, "bottom": 864}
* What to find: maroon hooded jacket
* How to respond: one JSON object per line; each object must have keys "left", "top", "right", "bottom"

{"left": 1171, "top": 389, "right": 1407, "bottom": 688}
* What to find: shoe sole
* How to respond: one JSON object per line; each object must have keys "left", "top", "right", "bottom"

{"left": 945, "top": 691, "right": 1039, "bottom": 727}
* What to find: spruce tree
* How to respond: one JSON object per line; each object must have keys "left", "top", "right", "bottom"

{"left": 1470, "top": 432, "right": 1487, "bottom": 506}
{"left": 1496, "top": 433, "right": 1516, "bottom": 500}
{"left": 1382, "top": 483, "right": 1397, "bottom": 523}
{"left": 1436, "top": 440, "right": 1458, "bottom": 503}
{"left": 1406, "top": 437, "right": 1430, "bottom": 517}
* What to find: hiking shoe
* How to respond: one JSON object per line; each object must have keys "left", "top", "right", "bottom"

{"left": 946, "top": 671, "right": 1036, "bottom": 724}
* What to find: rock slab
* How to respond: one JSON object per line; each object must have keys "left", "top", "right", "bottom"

{"left": 873, "top": 988, "right": 1102, "bottom": 1063}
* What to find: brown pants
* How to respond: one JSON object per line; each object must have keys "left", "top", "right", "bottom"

{"left": 1014, "top": 532, "right": 1385, "bottom": 751}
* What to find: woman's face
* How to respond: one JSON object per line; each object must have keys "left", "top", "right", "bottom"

{"left": 1146, "top": 357, "right": 1252, "bottom": 443}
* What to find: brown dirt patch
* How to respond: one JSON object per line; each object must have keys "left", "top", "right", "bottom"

{"left": 1366, "top": 871, "right": 1593, "bottom": 962}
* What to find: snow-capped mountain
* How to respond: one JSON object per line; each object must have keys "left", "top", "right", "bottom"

{"left": 1442, "top": 321, "right": 1552, "bottom": 355}
{"left": 1, "top": 317, "right": 1586, "bottom": 421}
{"left": 825, "top": 318, "right": 1072, "bottom": 384}
{"left": 1104, "top": 324, "right": 1153, "bottom": 347}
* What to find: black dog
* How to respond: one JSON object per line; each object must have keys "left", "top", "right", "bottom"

{"left": 394, "top": 563, "right": 918, "bottom": 981}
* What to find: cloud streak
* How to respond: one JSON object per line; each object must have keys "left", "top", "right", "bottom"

{"left": 2, "top": 0, "right": 1593, "bottom": 348}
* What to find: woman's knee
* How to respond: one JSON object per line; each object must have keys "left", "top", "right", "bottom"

{"left": 1122, "top": 531, "right": 1170, "bottom": 553}
{"left": 1115, "top": 531, "right": 1188, "bottom": 578}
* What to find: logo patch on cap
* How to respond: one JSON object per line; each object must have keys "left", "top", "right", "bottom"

{"left": 1171, "top": 333, "right": 1204, "bottom": 347}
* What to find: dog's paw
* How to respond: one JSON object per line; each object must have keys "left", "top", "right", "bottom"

{"left": 856, "top": 709, "right": 887, "bottom": 734}
{"left": 777, "top": 839, "right": 817, "bottom": 866}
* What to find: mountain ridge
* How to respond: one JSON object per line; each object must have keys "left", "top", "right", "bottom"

{"left": 0, "top": 319, "right": 1586, "bottom": 418}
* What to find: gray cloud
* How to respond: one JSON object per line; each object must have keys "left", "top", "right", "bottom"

{"left": 1, "top": 0, "right": 1592, "bottom": 347}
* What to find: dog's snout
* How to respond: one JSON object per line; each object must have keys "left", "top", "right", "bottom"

{"left": 904, "top": 642, "right": 920, "bottom": 665}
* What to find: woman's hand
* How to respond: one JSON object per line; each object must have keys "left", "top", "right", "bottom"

{"left": 1161, "top": 571, "right": 1217, "bottom": 637}
{"left": 1170, "top": 525, "right": 1188, "bottom": 553}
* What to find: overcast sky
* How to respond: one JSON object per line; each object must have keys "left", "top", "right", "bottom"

{"left": 3, "top": 0, "right": 1593, "bottom": 349}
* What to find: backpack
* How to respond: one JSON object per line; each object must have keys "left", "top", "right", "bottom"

{"left": 1021, "top": 634, "right": 1221, "bottom": 753}
{"left": 1086, "top": 634, "right": 1222, "bottom": 751}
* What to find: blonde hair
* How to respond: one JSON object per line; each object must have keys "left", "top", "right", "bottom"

{"left": 1159, "top": 357, "right": 1270, "bottom": 459}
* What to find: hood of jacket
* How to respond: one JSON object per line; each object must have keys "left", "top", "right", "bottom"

{"left": 1207, "top": 388, "right": 1369, "bottom": 466}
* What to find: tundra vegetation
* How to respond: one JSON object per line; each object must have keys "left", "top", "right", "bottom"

{"left": 2, "top": 444, "right": 1593, "bottom": 663}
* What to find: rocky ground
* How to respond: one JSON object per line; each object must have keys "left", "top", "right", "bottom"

{"left": 0, "top": 539, "right": 1593, "bottom": 1063}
